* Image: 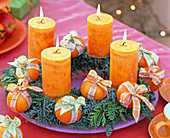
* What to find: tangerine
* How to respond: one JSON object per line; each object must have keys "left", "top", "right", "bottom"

{"left": 81, "top": 81, "right": 107, "bottom": 100}
{"left": 0, "top": 126, "right": 23, "bottom": 138}
{"left": 71, "top": 37, "right": 85, "bottom": 58}
{"left": 55, "top": 97, "right": 82, "bottom": 124}
{"left": 117, "top": 82, "right": 143, "bottom": 108}
{"left": 7, "top": 92, "right": 31, "bottom": 113}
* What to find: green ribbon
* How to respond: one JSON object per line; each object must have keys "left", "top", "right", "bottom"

{"left": 55, "top": 96, "right": 86, "bottom": 116}
{"left": 138, "top": 43, "right": 159, "bottom": 67}
{"left": 0, "top": 115, "right": 22, "bottom": 138}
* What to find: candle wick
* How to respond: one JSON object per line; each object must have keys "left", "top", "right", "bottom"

{"left": 56, "top": 48, "right": 59, "bottom": 53}
{"left": 122, "top": 42, "right": 126, "bottom": 46}
{"left": 97, "top": 16, "right": 100, "bottom": 20}
{"left": 40, "top": 19, "right": 44, "bottom": 23}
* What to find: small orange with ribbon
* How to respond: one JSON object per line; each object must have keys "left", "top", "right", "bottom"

{"left": 117, "top": 81, "right": 155, "bottom": 123}
{"left": 6, "top": 79, "right": 43, "bottom": 113}
{"left": 60, "top": 31, "right": 85, "bottom": 58}
{"left": 0, "top": 115, "right": 23, "bottom": 138}
{"left": 139, "top": 65, "right": 165, "bottom": 91}
{"left": 81, "top": 70, "right": 112, "bottom": 100}
{"left": 138, "top": 43, "right": 159, "bottom": 67}
{"left": 8, "top": 55, "right": 41, "bottom": 82}
{"left": 55, "top": 96, "right": 86, "bottom": 124}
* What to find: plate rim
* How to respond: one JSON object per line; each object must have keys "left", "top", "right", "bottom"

{"left": 0, "top": 0, "right": 12, "bottom": 9}
{"left": 20, "top": 90, "right": 159, "bottom": 134}
{"left": 148, "top": 113, "right": 164, "bottom": 138}
{"left": 0, "top": 18, "right": 27, "bottom": 54}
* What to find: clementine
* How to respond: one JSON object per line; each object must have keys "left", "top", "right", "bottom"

{"left": 81, "top": 81, "right": 107, "bottom": 100}
{"left": 7, "top": 92, "right": 31, "bottom": 113}
{"left": 71, "top": 37, "right": 85, "bottom": 58}
{"left": 55, "top": 97, "right": 82, "bottom": 124}
{"left": 117, "top": 82, "right": 143, "bottom": 108}
{"left": 0, "top": 126, "right": 23, "bottom": 138}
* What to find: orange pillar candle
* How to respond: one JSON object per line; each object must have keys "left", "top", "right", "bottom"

{"left": 87, "top": 4, "right": 113, "bottom": 58}
{"left": 41, "top": 45, "right": 71, "bottom": 99}
{"left": 110, "top": 30, "right": 139, "bottom": 89}
{"left": 28, "top": 7, "right": 55, "bottom": 60}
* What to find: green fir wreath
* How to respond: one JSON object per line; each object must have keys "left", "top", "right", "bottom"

{"left": 0, "top": 47, "right": 156, "bottom": 136}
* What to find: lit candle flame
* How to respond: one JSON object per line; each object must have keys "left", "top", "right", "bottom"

{"left": 122, "top": 29, "right": 127, "bottom": 45}
{"left": 56, "top": 37, "right": 59, "bottom": 51}
{"left": 40, "top": 6, "right": 44, "bottom": 23}
{"left": 97, "top": 4, "right": 101, "bottom": 19}
{"left": 97, "top": 4, "right": 101, "bottom": 15}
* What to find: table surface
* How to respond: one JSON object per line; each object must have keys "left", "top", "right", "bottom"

{"left": 0, "top": 0, "right": 170, "bottom": 138}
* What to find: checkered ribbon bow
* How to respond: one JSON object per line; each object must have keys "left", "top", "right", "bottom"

{"left": 55, "top": 96, "right": 86, "bottom": 124}
{"left": 139, "top": 65, "right": 165, "bottom": 87}
{"left": 83, "top": 70, "right": 112, "bottom": 100}
{"left": 0, "top": 115, "right": 22, "bottom": 138}
{"left": 120, "top": 81, "right": 155, "bottom": 123}
{"left": 138, "top": 43, "right": 159, "bottom": 67}
{"left": 60, "top": 31, "right": 84, "bottom": 56}
{"left": 6, "top": 79, "right": 43, "bottom": 112}
{"left": 8, "top": 55, "right": 40, "bottom": 82}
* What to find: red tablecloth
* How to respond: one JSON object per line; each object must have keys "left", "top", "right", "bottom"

{"left": 0, "top": 0, "right": 170, "bottom": 137}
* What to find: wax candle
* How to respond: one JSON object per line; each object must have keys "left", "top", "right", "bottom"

{"left": 28, "top": 6, "right": 55, "bottom": 60}
{"left": 110, "top": 30, "right": 139, "bottom": 89}
{"left": 41, "top": 38, "right": 71, "bottom": 99}
{"left": 87, "top": 4, "right": 113, "bottom": 58}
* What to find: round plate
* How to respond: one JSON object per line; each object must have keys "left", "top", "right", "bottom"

{"left": 159, "top": 78, "right": 170, "bottom": 102}
{"left": 0, "top": 0, "right": 12, "bottom": 9}
{"left": 0, "top": 18, "right": 27, "bottom": 54}
{"left": 148, "top": 113, "right": 169, "bottom": 138}
{"left": 20, "top": 90, "right": 159, "bottom": 134}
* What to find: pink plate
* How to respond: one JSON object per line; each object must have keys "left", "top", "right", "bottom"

{"left": 20, "top": 74, "right": 159, "bottom": 134}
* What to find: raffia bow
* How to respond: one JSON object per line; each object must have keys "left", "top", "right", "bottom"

{"left": 0, "top": 115, "right": 22, "bottom": 138}
{"left": 55, "top": 96, "right": 86, "bottom": 124}
{"left": 83, "top": 70, "right": 112, "bottom": 100}
{"left": 8, "top": 55, "right": 40, "bottom": 82}
{"left": 138, "top": 43, "right": 159, "bottom": 67}
{"left": 120, "top": 81, "right": 155, "bottom": 123}
{"left": 139, "top": 65, "right": 165, "bottom": 87}
{"left": 60, "top": 31, "right": 84, "bottom": 56}
{"left": 6, "top": 79, "right": 43, "bottom": 112}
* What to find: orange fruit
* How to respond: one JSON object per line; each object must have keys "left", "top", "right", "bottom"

{"left": 7, "top": 92, "right": 32, "bottom": 113}
{"left": 71, "top": 37, "right": 85, "bottom": 58}
{"left": 0, "top": 6, "right": 11, "bottom": 13}
{"left": 0, "top": 24, "right": 6, "bottom": 45}
{"left": 16, "top": 60, "right": 40, "bottom": 82}
{"left": 55, "top": 97, "right": 82, "bottom": 124}
{"left": 81, "top": 81, "right": 107, "bottom": 100}
{"left": 138, "top": 56, "right": 148, "bottom": 67}
{"left": 138, "top": 53, "right": 160, "bottom": 67}
{"left": 117, "top": 82, "right": 143, "bottom": 108}
{"left": 0, "top": 126, "right": 23, "bottom": 138}
{"left": 141, "top": 66, "right": 163, "bottom": 92}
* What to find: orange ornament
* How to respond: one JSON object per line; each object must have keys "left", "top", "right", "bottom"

{"left": 55, "top": 96, "right": 86, "bottom": 124}
{"left": 117, "top": 82, "right": 143, "bottom": 108}
{"left": 6, "top": 79, "right": 43, "bottom": 113}
{"left": 138, "top": 44, "right": 159, "bottom": 67}
{"left": 139, "top": 65, "right": 165, "bottom": 91}
{"left": 8, "top": 55, "right": 40, "bottom": 82}
{"left": 81, "top": 70, "right": 112, "bottom": 100}
{"left": 0, "top": 115, "right": 23, "bottom": 138}
{"left": 0, "top": 6, "right": 11, "bottom": 13}
{"left": 0, "top": 127, "right": 23, "bottom": 138}
{"left": 60, "top": 31, "right": 85, "bottom": 58}
{"left": 0, "top": 23, "right": 6, "bottom": 45}
{"left": 116, "top": 81, "right": 155, "bottom": 123}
